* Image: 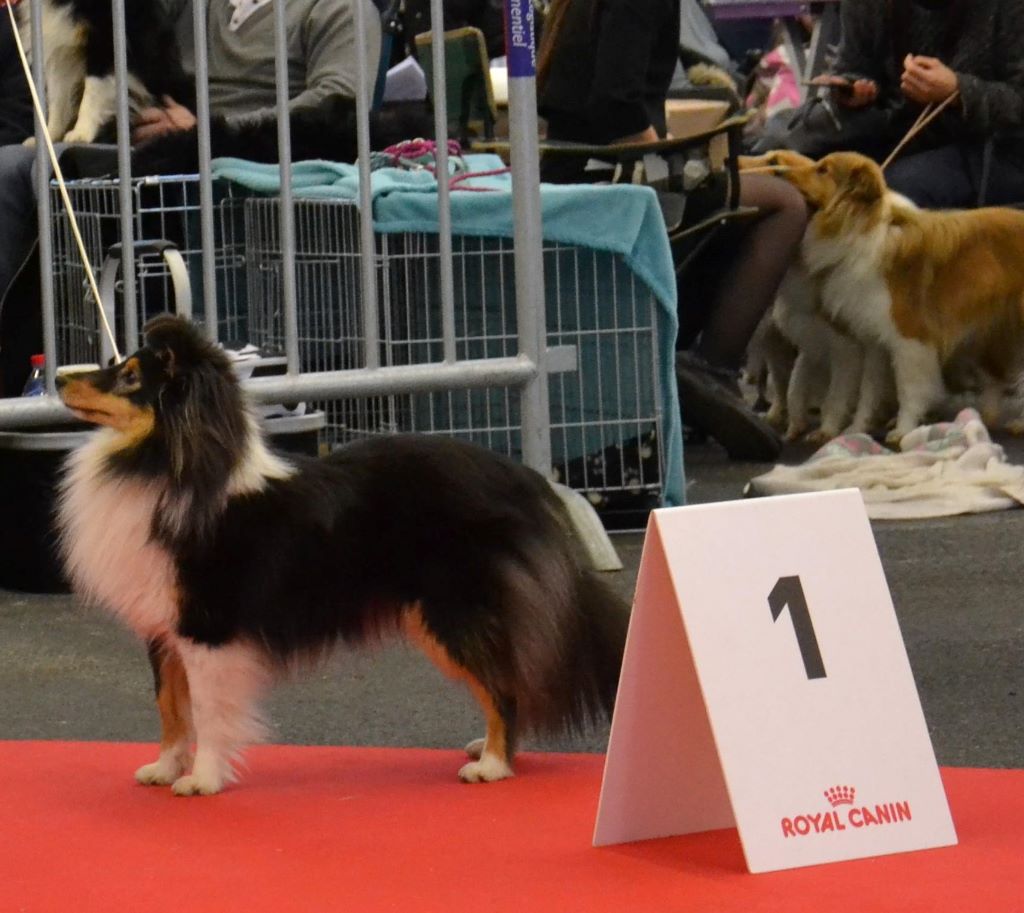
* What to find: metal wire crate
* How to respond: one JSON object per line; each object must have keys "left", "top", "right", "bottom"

{"left": 49, "top": 185, "right": 665, "bottom": 523}
{"left": 244, "top": 197, "right": 665, "bottom": 523}
{"left": 49, "top": 174, "right": 248, "bottom": 364}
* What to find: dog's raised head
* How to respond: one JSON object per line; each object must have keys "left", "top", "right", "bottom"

{"left": 57, "top": 314, "right": 250, "bottom": 483}
{"left": 768, "top": 151, "right": 889, "bottom": 229}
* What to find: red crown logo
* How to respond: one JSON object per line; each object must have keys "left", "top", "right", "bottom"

{"left": 824, "top": 785, "right": 856, "bottom": 807}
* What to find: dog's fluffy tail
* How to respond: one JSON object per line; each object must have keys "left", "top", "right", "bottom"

{"left": 561, "top": 568, "right": 631, "bottom": 729}
{"left": 496, "top": 521, "right": 629, "bottom": 736}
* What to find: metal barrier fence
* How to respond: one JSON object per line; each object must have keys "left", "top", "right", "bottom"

{"left": 0, "top": 0, "right": 668, "bottom": 514}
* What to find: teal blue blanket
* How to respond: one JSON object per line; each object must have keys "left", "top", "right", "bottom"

{"left": 212, "top": 154, "right": 684, "bottom": 505}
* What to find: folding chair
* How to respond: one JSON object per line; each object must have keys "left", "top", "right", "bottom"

{"left": 414, "top": 26, "right": 497, "bottom": 142}
{"left": 526, "top": 115, "right": 761, "bottom": 277}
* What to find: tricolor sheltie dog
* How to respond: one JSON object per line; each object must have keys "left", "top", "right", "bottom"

{"left": 56, "top": 315, "right": 628, "bottom": 796}
{"left": 18, "top": 0, "right": 191, "bottom": 144}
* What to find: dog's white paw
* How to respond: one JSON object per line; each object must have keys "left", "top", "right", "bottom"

{"left": 135, "top": 755, "right": 188, "bottom": 786}
{"left": 885, "top": 427, "right": 909, "bottom": 448}
{"left": 22, "top": 136, "right": 37, "bottom": 148}
{"left": 765, "top": 404, "right": 787, "bottom": 429}
{"left": 464, "top": 737, "right": 485, "bottom": 760}
{"left": 458, "top": 755, "right": 514, "bottom": 783}
{"left": 171, "top": 773, "right": 223, "bottom": 796}
{"left": 62, "top": 128, "right": 96, "bottom": 145}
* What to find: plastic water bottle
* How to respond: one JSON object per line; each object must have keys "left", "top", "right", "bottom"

{"left": 22, "top": 354, "right": 46, "bottom": 396}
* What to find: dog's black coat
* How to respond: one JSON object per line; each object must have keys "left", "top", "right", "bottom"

{"left": 61, "top": 316, "right": 628, "bottom": 744}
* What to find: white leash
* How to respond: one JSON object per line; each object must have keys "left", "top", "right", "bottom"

{"left": 5, "top": 0, "right": 122, "bottom": 363}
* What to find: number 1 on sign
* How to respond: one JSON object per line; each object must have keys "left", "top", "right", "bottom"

{"left": 768, "top": 575, "right": 827, "bottom": 680}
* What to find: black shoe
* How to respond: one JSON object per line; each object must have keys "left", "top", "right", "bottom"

{"left": 675, "top": 351, "right": 782, "bottom": 462}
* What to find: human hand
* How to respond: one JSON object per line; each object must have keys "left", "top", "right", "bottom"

{"left": 808, "top": 75, "right": 878, "bottom": 108}
{"left": 901, "top": 55, "right": 959, "bottom": 105}
{"left": 131, "top": 96, "right": 196, "bottom": 145}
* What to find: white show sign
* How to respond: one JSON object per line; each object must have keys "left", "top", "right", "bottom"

{"left": 593, "top": 489, "right": 957, "bottom": 873}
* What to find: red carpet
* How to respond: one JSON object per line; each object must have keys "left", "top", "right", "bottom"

{"left": 0, "top": 742, "right": 1021, "bottom": 912}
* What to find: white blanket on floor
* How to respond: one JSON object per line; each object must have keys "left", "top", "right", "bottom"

{"left": 746, "top": 409, "right": 1024, "bottom": 519}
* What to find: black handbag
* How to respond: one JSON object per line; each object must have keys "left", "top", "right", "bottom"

{"left": 750, "top": 94, "right": 907, "bottom": 161}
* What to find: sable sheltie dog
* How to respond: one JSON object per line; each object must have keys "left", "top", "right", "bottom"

{"left": 17, "top": 0, "right": 191, "bottom": 144}
{"left": 55, "top": 315, "right": 628, "bottom": 796}
{"left": 742, "top": 149, "right": 878, "bottom": 443}
{"left": 748, "top": 150, "right": 1024, "bottom": 442}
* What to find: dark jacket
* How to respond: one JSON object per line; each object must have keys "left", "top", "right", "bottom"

{"left": 836, "top": 0, "right": 1024, "bottom": 143}
{"left": 403, "top": 0, "right": 507, "bottom": 60}
{"left": 1, "top": 20, "right": 33, "bottom": 146}
{"left": 538, "top": 0, "right": 680, "bottom": 144}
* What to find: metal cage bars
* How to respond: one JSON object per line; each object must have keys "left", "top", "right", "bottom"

{"left": 0, "top": 0, "right": 553, "bottom": 477}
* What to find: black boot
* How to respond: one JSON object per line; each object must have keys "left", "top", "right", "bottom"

{"left": 675, "top": 350, "right": 782, "bottom": 462}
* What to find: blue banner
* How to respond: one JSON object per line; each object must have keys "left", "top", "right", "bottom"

{"left": 504, "top": 0, "right": 536, "bottom": 78}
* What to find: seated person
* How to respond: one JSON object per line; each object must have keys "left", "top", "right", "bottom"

{"left": 0, "top": 0, "right": 382, "bottom": 395}
{"left": 0, "top": 5, "right": 32, "bottom": 146}
{"left": 402, "top": 0, "right": 506, "bottom": 60}
{"left": 537, "top": 0, "right": 807, "bottom": 462}
{"left": 786, "top": 0, "right": 1024, "bottom": 208}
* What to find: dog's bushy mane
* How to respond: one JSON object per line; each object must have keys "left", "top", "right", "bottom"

{"left": 140, "top": 315, "right": 253, "bottom": 541}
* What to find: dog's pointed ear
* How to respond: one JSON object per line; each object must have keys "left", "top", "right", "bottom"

{"left": 840, "top": 157, "right": 886, "bottom": 205}
{"left": 143, "top": 313, "right": 211, "bottom": 377}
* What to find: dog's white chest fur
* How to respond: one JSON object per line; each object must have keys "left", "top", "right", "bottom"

{"left": 57, "top": 432, "right": 179, "bottom": 639}
{"left": 804, "top": 222, "right": 896, "bottom": 344}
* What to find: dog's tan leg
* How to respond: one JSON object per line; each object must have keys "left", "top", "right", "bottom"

{"left": 457, "top": 680, "right": 516, "bottom": 783}
{"left": 405, "top": 608, "right": 515, "bottom": 783}
{"left": 135, "top": 643, "right": 193, "bottom": 786}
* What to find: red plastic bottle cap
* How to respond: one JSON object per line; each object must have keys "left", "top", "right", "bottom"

{"left": 30, "top": 354, "right": 45, "bottom": 367}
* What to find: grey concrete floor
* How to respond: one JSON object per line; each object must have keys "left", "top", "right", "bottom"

{"left": 1, "top": 436, "right": 1021, "bottom": 768}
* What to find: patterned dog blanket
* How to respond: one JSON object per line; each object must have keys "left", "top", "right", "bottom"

{"left": 746, "top": 409, "right": 1024, "bottom": 519}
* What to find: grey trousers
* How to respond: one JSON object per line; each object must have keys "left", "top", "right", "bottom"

{"left": 0, "top": 142, "right": 39, "bottom": 306}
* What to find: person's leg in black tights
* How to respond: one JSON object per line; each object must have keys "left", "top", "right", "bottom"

{"left": 674, "top": 174, "right": 807, "bottom": 460}
{"left": 694, "top": 174, "right": 808, "bottom": 370}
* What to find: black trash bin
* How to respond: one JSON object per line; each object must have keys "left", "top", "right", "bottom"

{"left": 0, "top": 412, "right": 325, "bottom": 594}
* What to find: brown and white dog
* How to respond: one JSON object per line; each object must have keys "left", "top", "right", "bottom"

{"left": 742, "top": 150, "right": 887, "bottom": 444}
{"left": 748, "top": 150, "right": 1024, "bottom": 443}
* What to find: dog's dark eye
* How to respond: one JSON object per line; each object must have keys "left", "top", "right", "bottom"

{"left": 120, "top": 369, "right": 140, "bottom": 387}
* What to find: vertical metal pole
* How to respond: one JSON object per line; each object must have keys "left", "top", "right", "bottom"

{"left": 273, "top": 0, "right": 300, "bottom": 373}
{"left": 502, "top": 0, "right": 550, "bottom": 473}
{"left": 353, "top": 0, "right": 380, "bottom": 369}
{"left": 428, "top": 0, "right": 457, "bottom": 363}
{"left": 192, "top": 0, "right": 219, "bottom": 339}
{"left": 30, "top": 0, "right": 57, "bottom": 390}
{"left": 111, "top": 0, "right": 137, "bottom": 350}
